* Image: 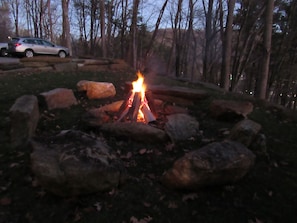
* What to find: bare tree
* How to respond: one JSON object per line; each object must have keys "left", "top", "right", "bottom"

{"left": 99, "top": 0, "right": 106, "bottom": 57}
{"left": 231, "top": 1, "right": 265, "bottom": 91}
{"left": 220, "top": 0, "right": 235, "bottom": 91}
{"left": 46, "top": 0, "right": 53, "bottom": 41}
{"left": 128, "top": 0, "right": 140, "bottom": 68}
{"left": 202, "top": 0, "right": 214, "bottom": 82}
{"left": 7, "top": 0, "right": 19, "bottom": 36}
{"left": 62, "top": 0, "right": 72, "bottom": 56}
{"left": 0, "top": 1, "right": 12, "bottom": 41}
{"left": 256, "top": 0, "right": 274, "bottom": 99}
{"left": 145, "top": 0, "right": 169, "bottom": 58}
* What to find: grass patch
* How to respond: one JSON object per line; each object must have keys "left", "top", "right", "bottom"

{"left": 1, "top": 70, "right": 297, "bottom": 223}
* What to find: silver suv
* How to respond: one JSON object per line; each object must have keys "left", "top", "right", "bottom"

{"left": 8, "top": 37, "right": 69, "bottom": 58}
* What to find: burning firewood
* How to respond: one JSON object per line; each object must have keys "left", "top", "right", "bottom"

{"left": 117, "top": 71, "right": 156, "bottom": 123}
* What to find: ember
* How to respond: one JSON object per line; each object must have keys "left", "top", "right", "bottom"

{"left": 117, "top": 71, "right": 156, "bottom": 123}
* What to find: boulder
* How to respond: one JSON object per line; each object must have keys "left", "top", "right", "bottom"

{"left": 101, "top": 122, "right": 169, "bottom": 143}
{"left": 228, "top": 119, "right": 262, "bottom": 147}
{"left": 9, "top": 95, "right": 40, "bottom": 147}
{"left": 228, "top": 119, "right": 267, "bottom": 155}
{"left": 30, "top": 130, "right": 127, "bottom": 197}
{"left": 77, "top": 80, "right": 116, "bottom": 99}
{"left": 164, "top": 114, "right": 199, "bottom": 142}
{"left": 209, "top": 99, "right": 253, "bottom": 121}
{"left": 161, "top": 140, "right": 255, "bottom": 190}
{"left": 148, "top": 85, "right": 209, "bottom": 106}
{"left": 82, "top": 101, "right": 124, "bottom": 127}
{"left": 39, "top": 88, "right": 78, "bottom": 110}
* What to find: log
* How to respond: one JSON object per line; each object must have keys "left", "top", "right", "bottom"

{"left": 117, "top": 91, "right": 133, "bottom": 119}
{"left": 148, "top": 85, "right": 209, "bottom": 100}
{"left": 145, "top": 90, "right": 157, "bottom": 116}
{"left": 141, "top": 102, "right": 156, "bottom": 123}
{"left": 128, "top": 92, "right": 142, "bottom": 121}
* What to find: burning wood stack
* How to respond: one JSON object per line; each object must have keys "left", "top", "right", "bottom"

{"left": 117, "top": 72, "right": 156, "bottom": 123}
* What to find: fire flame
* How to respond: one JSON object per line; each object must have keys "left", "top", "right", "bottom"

{"left": 117, "top": 71, "right": 155, "bottom": 123}
{"left": 131, "top": 71, "right": 154, "bottom": 122}
{"left": 132, "top": 71, "right": 146, "bottom": 101}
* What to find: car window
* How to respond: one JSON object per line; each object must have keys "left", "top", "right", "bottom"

{"left": 11, "top": 38, "right": 20, "bottom": 43}
{"left": 42, "top": 40, "right": 54, "bottom": 47}
{"left": 35, "top": 40, "right": 44, "bottom": 45}
{"left": 24, "top": 39, "right": 36, "bottom": 44}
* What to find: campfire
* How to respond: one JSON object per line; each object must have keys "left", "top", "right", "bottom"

{"left": 117, "top": 71, "right": 156, "bottom": 123}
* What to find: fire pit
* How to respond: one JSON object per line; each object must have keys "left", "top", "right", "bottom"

{"left": 83, "top": 72, "right": 201, "bottom": 143}
{"left": 117, "top": 71, "right": 156, "bottom": 123}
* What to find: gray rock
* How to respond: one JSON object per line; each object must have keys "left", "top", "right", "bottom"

{"left": 165, "top": 113, "right": 199, "bottom": 142}
{"left": 209, "top": 99, "right": 253, "bottom": 121}
{"left": 101, "top": 122, "right": 169, "bottom": 143}
{"left": 228, "top": 119, "right": 262, "bottom": 147}
{"left": 228, "top": 119, "right": 267, "bottom": 155}
{"left": 39, "top": 88, "right": 78, "bottom": 110}
{"left": 161, "top": 140, "right": 255, "bottom": 190}
{"left": 9, "top": 95, "right": 40, "bottom": 147}
{"left": 30, "top": 130, "right": 127, "bottom": 196}
{"left": 77, "top": 80, "right": 116, "bottom": 99}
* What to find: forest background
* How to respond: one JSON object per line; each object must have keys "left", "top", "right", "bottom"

{"left": 0, "top": 0, "right": 296, "bottom": 108}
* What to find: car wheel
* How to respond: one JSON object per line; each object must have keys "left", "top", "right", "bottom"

{"left": 58, "top": 51, "right": 66, "bottom": 58}
{"left": 25, "top": 49, "right": 34, "bottom": 58}
{"left": 1, "top": 48, "right": 7, "bottom": 57}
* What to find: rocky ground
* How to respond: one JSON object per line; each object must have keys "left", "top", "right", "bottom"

{"left": 1, "top": 68, "right": 297, "bottom": 223}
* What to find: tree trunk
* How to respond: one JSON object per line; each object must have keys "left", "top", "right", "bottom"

{"left": 220, "top": 0, "right": 235, "bottom": 91}
{"left": 145, "top": 0, "right": 168, "bottom": 58}
{"left": 120, "top": 0, "right": 128, "bottom": 59}
{"left": 46, "top": 0, "right": 53, "bottom": 41}
{"left": 202, "top": 0, "right": 214, "bottom": 82}
{"left": 256, "top": 0, "right": 274, "bottom": 99}
{"left": 106, "top": 0, "right": 113, "bottom": 57}
{"left": 130, "top": 0, "right": 140, "bottom": 69}
{"left": 99, "top": 0, "right": 106, "bottom": 57}
{"left": 61, "top": 0, "right": 72, "bottom": 56}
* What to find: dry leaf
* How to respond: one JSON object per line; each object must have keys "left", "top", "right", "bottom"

{"left": 248, "top": 218, "right": 264, "bottom": 223}
{"left": 9, "top": 163, "right": 20, "bottom": 168}
{"left": 154, "top": 150, "right": 162, "bottom": 155}
{"left": 94, "top": 202, "right": 102, "bottom": 212}
{"left": 159, "top": 195, "right": 165, "bottom": 201}
{"left": 16, "top": 152, "right": 25, "bottom": 157}
{"left": 124, "top": 152, "right": 133, "bottom": 159}
{"left": 147, "top": 173, "right": 155, "bottom": 179}
{"left": 130, "top": 216, "right": 138, "bottom": 223}
{"left": 130, "top": 216, "right": 153, "bottom": 223}
{"left": 139, "top": 148, "right": 147, "bottom": 155}
{"left": 32, "top": 178, "right": 40, "bottom": 187}
{"left": 73, "top": 212, "right": 81, "bottom": 222}
{"left": 143, "top": 202, "right": 151, "bottom": 207}
{"left": 25, "top": 212, "right": 33, "bottom": 222}
{"left": 36, "top": 190, "right": 46, "bottom": 198}
{"left": 108, "top": 188, "right": 117, "bottom": 196}
{"left": 0, "top": 182, "right": 11, "bottom": 192}
{"left": 0, "top": 197, "right": 12, "bottom": 205}
{"left": 182, "top": 193, "right": 198, "bottom": 202}
{"left": 168, "top": 201, "right": 178, "bottom": 209}
{"left": 165, "top": 143, "right": 175, "bottom": 151}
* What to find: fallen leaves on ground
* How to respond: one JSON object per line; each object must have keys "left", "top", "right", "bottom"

{"left": 130, "top": 215, "right": 153, "bottom": 223}
{"left": 167, "top": 201, "right": 178, "bottom": 209}
{"left": 182, "top": 193, "right": 198, "bottom": 202}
